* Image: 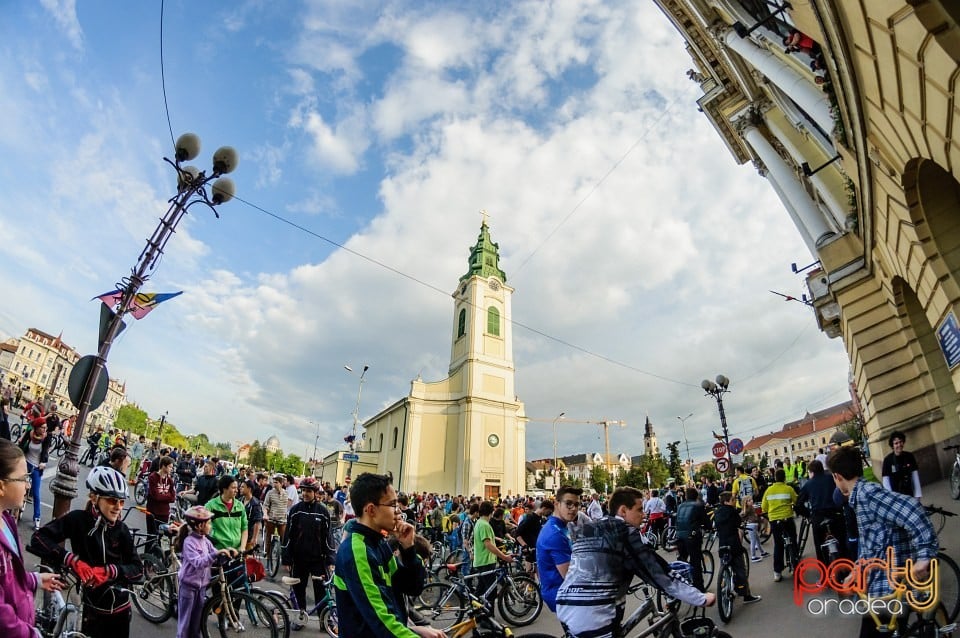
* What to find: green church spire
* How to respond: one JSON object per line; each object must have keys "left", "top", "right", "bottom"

{"left": 461, "top": 218, "right": 507, "bottom": 283}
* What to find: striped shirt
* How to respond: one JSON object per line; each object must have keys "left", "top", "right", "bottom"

{"left": 849, "top": 478, "right": 938, "bottom": 598}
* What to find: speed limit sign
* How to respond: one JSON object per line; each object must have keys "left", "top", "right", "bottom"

{"left": 714, "top": 457, "right": 730, "bottom": 473}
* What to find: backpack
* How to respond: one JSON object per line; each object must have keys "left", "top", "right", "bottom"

{"left": 736, "top": 477, "right": 754, "bottom": 500}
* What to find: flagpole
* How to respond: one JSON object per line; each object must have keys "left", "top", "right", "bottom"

{"left": 50, "top": 133, "right": 238, "bottom": 519}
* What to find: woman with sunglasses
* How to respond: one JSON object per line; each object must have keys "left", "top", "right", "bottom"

{"left": 0, "top": 438, "right": 64, "bottom": 638}
{"left": 28, "top": 465, "right": 144, "bottom": 638}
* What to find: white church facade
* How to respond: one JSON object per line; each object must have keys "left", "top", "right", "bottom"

{"left": 320, "top": 221, "right": 527, "bottom": 498}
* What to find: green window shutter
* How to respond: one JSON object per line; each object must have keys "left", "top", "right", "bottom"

{"left": 487, "top": 307, "right": 500, "bottom": 336}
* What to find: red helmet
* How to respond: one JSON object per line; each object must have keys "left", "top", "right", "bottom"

{"left": 300, "top": 477, "right": 320, "bottom": 491}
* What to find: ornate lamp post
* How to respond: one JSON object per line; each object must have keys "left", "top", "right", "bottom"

{"left": 50, "top": 133, "right": 238, "bottom": 519}
{"left": 344, "top": 364, "right": 369, "bottom": 480}
{"left": 701, "top": 375, "right": 734, "bottom": 477}
{"left": 677, "top": 413, "right": 694, "bottom": 467}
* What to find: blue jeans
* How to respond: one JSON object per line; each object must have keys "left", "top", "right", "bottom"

{"left": 27, "top": 462, "right": 42, "bottom": 520}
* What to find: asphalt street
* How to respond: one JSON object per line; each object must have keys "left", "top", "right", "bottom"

{"left": 18, "top": 461, "right": 960, "bottom": 638}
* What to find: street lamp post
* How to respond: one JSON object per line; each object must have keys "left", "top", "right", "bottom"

{"left": 50, "top": 132, "right": 238, "bottom": 519}
{"left": 552, "top": 412, "right": 565, "bottom": 491}
{"left": 701, "top": 375, "right": 734, "bottom": 477}
{"left": 155, "top": 411, "right": 168, "bottom": 448}
{"left": 344, "top": 364, "right": 369, "bottom": 480}
{"left": 677, "top": 413, "right": 693, "bottom": 466}
{"left": 309, "top": 419, "right": 321, "bottom": 477}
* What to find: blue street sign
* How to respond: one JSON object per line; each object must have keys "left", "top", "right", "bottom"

{"left": 937, "top": 311, "right": 960, "bottom": 370}
{"left": 343, "top": 453, "right": 360, "bottom": 462}
{"left": 728, "top": 438, "right": 744, "bottom": 455}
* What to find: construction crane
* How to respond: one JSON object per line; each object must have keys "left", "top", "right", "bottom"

{"left": 528, "top": 417, "right": 627, "bottom": 484}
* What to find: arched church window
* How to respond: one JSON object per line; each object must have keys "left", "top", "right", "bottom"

{"left": 457, "top": 308, "right": 466, "bottom": 338}
{"left": 392, "top": 427, "right": 398, "bottom": 449}
{"left": 487, "top": 306, "right": 500, "bottom": 336}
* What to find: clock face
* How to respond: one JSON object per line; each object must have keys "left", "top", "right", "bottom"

{"left": 488, "top": 278, "right": 501, "bottom": 291}
{"left": 487, "top": 434, "right": 500, "bottom": 447}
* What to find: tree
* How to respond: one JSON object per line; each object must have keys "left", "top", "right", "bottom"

{"left": 621, "top": 454, "right": 669, "bottom": 489}
{"left": 666, "top": 442, "right": 684, "bottom": 484}
{"left": 248, "top": 441, "right": 268, "bottom": 470}
{"left": 114, "top": 405, "right": 148, "bottom": 435}
{"left": 589, "top": 466, "right": 612, "bottom": 493}
{"left": 694, "top": 462, "right": 721, "bottom": 483}
{"left": 759, "top": 453, "right": 769, "bottom": 471}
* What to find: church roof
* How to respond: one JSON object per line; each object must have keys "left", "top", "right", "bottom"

{"left": 265, "top": 435, "right": 280, "bottom": 447}
{"left": 460, "top": 220, "right": 507, "bottom": 283}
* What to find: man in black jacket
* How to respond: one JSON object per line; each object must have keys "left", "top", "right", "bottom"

{"left": 282, "top": 476, "right": 338, "bottom": 628}
{"left": 675, "top": 487, "right": 709, "bottom": 590}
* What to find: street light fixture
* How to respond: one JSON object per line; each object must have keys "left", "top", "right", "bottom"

{"left": 701, "top": 374, "right": 734, "bottom": 477}
{"left": 50, "top": 132, "right": 238, "bottom": 518}
{"left": 552, "top": 412, "right": 565, "bottom": 490}
{"left": 345, "top": 364, "right": 369, "bottom": 480}
{"left": 309, "top": 419, "right": 321, "bottom": 477}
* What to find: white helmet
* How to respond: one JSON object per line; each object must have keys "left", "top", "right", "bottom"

{"left": 86, "top": 466, "right": 129, "bottom": 499}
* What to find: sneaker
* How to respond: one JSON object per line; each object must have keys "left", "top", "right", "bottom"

{"left": 761, "top": 551, "right": 770, "bottom": 557}
{"left": 743, "top": 595, "right": 762, "bottom": 604}
{"left": 773, "top": 572, "right": 782, "bottom": 582}
{"left": 751, "top": 556, "right": 762, "bottom": 563}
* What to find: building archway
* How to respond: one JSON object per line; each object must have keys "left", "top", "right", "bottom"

{"left": 910, "top": 1, "right": 960, "bottom": 64}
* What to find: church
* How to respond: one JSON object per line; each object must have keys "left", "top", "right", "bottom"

{"left": 319, "top": 221, "right": 528, "bottom": 498}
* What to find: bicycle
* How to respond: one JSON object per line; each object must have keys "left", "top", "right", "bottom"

{"left": 279, "top": 573, "right": 338, "bottom": 635}
{"left": 264, "top": 521, "right": 284, "bottom": 579}
{"left": 715, "top": 545, "right": 758, "bottom": 624}
{"left": 925, "top": 504, "right": 956, "bottom": 536}
{"left": 947, "top": 444, "right": 960, "bottom": 500}
{"left": 859, "top": 578, "right": 957, "bottom": 638}
{"left": 128, "top": 520, "right": 181, "bottom": 624}
{"left": 202, "top": 562, "right": 281, "bottom": 638}
{"left": 415, "top": 556, "right": 542, "bottom": 630}
{"left": 34, "top": 565, "right": 84, "bottom": 638}
{"left": 795, "top": 514, "right": 810, "bottom": 561}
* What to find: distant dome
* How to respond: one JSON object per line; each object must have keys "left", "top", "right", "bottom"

{"left": 265, "top": 436, "right": 281, "bottom": 452}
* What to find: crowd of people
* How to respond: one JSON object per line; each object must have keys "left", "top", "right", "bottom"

{"left": 0, "top": 393, "right": 944, "bottom": 638}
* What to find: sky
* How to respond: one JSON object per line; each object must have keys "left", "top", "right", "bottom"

{"left": 0, "top": 0, "right": 853, "bottom": 469}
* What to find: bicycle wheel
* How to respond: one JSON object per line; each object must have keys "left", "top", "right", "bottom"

{"left": 927, "top": 509, "right": 947, "bottom": 536}
{"left": 132, "top": 554, "right": 175, "bottom": 623}
{"left": 10, "top": 423, "right": 21, "bottom": 441}
{"left": 701, "top": 550, "right": 715, "bottom": 589}
{"left": 135, "top": 480, "right": 147, "bottom": 506}
{"left": 904, "top": 602, "right": 950, "bottom": 638}
{"left": 413, "top": 583, "right": 465, "bottom": 631}
{"left": 318, "top": 604, "right": 338, "bottom": 637}
{"left": 717, "top": 565, "right": 734, "bottom": 623}
{"left": 663, "top": 526, "right": 678, "bottom": 552}
{"left": 497, "top": 574, "right": 542, "bottom": 626}
{"left": 936, "top": 551, "right": 960, "bottom": 622}
{"left": 202, "top": 590, "right": 280, "bottom": 638}
{"left": 249, "top": 587, "right": 290, "bottom": 638}
{"left": 758, "top": 517, "right": 771, "bottom": 544}
{"left": 443, "top": 548, "right": 469, "bottom": 566}
{"left": 951, "top": 464, "right": 960, "bottom": 500}
{"left": 267, "top": 540, "right": 282, "bottom": 579}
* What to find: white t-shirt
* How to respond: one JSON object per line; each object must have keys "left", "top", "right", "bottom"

{"left": 286, "top": 484, "right": 300, "bottom": 511}
{"left": 644, "top": 496, "right": 667, "bottom": 515}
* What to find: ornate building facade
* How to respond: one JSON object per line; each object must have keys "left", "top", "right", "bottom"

{"left": 321, "top": 222, "right": 527, "bottom": 498}
{"left": 653, "top": 0, "right": 960, "bottom": 481}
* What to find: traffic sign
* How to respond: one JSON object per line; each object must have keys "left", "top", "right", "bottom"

{"left": 343, "top": 453, "right": 360, "bottom": 462}
{"left": 712, "top": 442, "right": 727, "bottom": 459}
{"left": 344, "top": 475, "right": 351, "bottom": 484}
{"left": 67, "top": 355, "right": 110, "bottom": 411}
{"left": 714, "top": 457, "right": 730, "bottom": 473}
{"left": 728, "top": 438, "right": 744, "bottom": 455}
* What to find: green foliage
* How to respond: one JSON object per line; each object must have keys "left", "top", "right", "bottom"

{"left": 534, "top": 474, "right": 546, "bottom": 489}
{"left": 759, "top": 454, "right": 769, "bottom": 471}
{"left": 695, "top": 463, "right": 721, "bottom": 483}
{"left": 589, "top": 466, "right": 611, "bottom": 493}
{"left": 619, "top": 454, "right": 669, "bottom": 489}
{"left": 248, "top": 441, "right": 268, "bottom": 470}
{"left": 114, "top": 405, "right": 148, "bottom": 435}
{"left": 666, "top": 442, "right": 684, "bottom": 485}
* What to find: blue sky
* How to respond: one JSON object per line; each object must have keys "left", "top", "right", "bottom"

{"left": 0, "top": 0, "right": 852, "bottom": 467}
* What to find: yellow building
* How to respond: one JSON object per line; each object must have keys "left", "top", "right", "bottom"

{"left": 321, "top": 221, "right": 527, "bottom": 498}
{"left": 653, "top": 0, "right": 960, "bottom": 482}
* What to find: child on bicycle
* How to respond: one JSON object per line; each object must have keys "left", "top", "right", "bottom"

{"left": 740, "top": 496, "right": 767, "bottom": 562}
{"left": 175, "top": 505, "right": 237, "bottom": 638}
{"left": 28, "top": 466, "right": 144, "bottom": 638}
{"left": 713, "top": 491, "right": 761, "bottom": 603}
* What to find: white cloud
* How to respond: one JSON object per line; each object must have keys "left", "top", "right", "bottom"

{"left": 39, "top": 0, "right": 83, "bottom": 50}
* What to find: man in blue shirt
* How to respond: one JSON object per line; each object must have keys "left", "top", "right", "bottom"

{"left": 536, "top": 485, "right": 583, "bottom": 611}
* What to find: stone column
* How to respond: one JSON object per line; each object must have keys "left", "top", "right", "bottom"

{"left": 719, "top": 25, "right": 834, "bottom": 135}
{"left": 742, "top": 123, "right": 836, "bottom": 248}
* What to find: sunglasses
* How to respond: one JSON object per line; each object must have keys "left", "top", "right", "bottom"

{"left": 99, "top": 496, "right": 125, "bottom": 506}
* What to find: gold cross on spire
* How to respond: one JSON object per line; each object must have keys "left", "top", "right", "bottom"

{"left": 479, "top": 209, "right": 490, "bottom": 226}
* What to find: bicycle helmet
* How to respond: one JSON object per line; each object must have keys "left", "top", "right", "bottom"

{"left": 183, "top": 505, "right": 215, "bottom": 523}
{"left": 300, "top": 477, "right": 320, "bottom": 491}
{"left": 86, "top": 466, "right": 129, "bottom": 499}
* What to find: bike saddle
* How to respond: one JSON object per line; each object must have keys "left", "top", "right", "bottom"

{"left": 282, "top": 576, "right": 301, "bottom": 586}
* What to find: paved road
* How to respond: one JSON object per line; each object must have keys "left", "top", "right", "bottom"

{"left": 19, "top": 465, "right": 960, "bottom": 637}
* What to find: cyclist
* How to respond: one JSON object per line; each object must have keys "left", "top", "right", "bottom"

{"left": 731, "top": 465, "right": 758, "bottom": 508}
{"left": 796, "top": 459, "right": 846, "bottom": 564}
{"left": 17, "top": 416, "right": 52, "bottom": 530}
{"left": 473, "top": 500, "right": 513, "bottom": 601}
{"left": 675, "top": 487, "right": 709, "bottom": 590}
{"left": 262, "top": 474, "right": 289, "bottom": 559}
{"left": 334, "top": 472, "right": 442, "bottom": 638}
{"left": 174, "top": 505, "right": 236, "bottom": 638}
{"left": 28, "top": 466, "right": 144, "bottom": 638}
{"left": 642, "top": 488, "right": 668, "bottom": 539}
{"left": 240, "top": 479, "right": 263, "bottom": 553}
{"left": 713, "top": 491, "right": 761, "bottom": 603}
{"left": 282, "top": 476, "right": 337, "bottom": 627}
{"left": 537, "top": 485, "right": 583, "bottom": 612}
{"left": 761, "top": 468, "right": 797, "bottom": 582}
{"left": 556, "top": 486, "right": 715, "bottom": 638}
{"left": 206, "top": 474, "right": 248, "bottom": 552}
{"left": 145, "top": 455, "right": 177, "bottom": 553}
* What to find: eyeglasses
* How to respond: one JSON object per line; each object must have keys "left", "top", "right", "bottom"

{"left": 99, "top": 497, "right": 125, "bottom": 506}
{"left": 2, "top": 474, "right": 30, "bottom": 484}
{"left": 377, "top": 501, "right": 400, "bottom": 510}
{"left": 560, "top": 500, "right": 581, "bottom": 508}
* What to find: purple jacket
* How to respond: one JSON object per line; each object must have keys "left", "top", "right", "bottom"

{"left": 179, "top": 532, "right": 219, "bottom": 589}
{"left": 0, "top": 511, "right": 39, "bottom": 638}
